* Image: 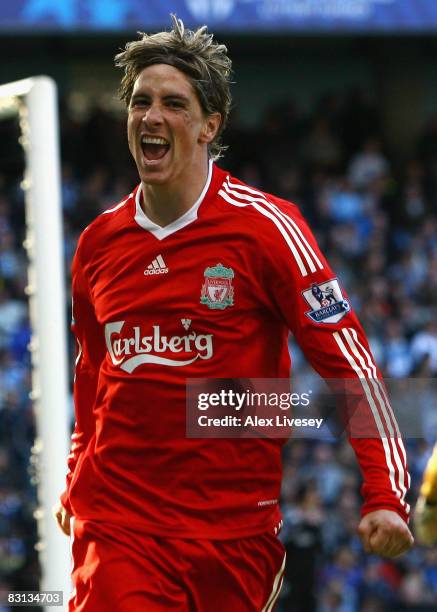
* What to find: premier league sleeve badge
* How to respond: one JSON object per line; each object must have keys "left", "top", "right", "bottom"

{"left": 302, "top": 278, "right": 350, "bottom": 324}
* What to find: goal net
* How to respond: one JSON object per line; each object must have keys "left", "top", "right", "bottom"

{"left": 0, "top": 77, "right": 71, "bottom": 605}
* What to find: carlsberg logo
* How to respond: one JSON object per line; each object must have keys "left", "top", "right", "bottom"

{"left": 104, "top": 321, "right": 213, "bottom": 372}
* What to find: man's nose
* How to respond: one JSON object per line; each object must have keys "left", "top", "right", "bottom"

{"left": 142, "top": 104, "right": 163, "bottom": 127}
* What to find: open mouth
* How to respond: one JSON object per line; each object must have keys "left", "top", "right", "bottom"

{"left": 141, "top": 136, "right": 170, "bottom": 162}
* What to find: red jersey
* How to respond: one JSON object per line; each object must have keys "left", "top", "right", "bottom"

{"left": 61, "top": 161, "right": 410, "bottom": 538}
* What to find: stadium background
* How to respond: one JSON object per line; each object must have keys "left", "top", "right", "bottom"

{"left": 0, "top": 1, "right": 437, "bottom": 610}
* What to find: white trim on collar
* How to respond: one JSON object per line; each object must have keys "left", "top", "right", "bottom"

{"left": 134, "top": 159, "right": 213, "bottom": 240}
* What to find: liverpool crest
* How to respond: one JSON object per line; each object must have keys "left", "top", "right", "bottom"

{"left": 200, "top": 263, "right": 234, "bottom": 310}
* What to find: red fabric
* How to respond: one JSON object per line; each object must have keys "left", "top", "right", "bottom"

{"left": 69, "top": 519, "right": 285, "bottom": 611}
{"left": 61, "top": 163, "right": 409, "bottom": 538}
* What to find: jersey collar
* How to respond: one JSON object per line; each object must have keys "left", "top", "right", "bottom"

{"left": 134, "top": 159, "right": 213, "bottom": 240}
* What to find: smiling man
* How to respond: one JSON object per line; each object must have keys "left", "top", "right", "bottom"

{"left": 126, "top": 61, "right": 221, "bottom": 226}
{"left": 56, "top": 15, "right": 413, "bottom": 612}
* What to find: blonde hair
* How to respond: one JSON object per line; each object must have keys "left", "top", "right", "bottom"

{"left": 115, "top": 14, "right": 232, "bottom": 160}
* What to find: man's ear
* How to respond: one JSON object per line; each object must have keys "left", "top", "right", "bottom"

{"left": 199, "top": 113, "right": 221, "bottom": 144}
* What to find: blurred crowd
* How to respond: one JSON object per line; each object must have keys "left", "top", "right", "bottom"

{"left": 0, "top": 87, "right": 436, "bottom": 610}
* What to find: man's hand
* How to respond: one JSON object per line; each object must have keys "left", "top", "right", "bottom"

{"left": 358, "top": 509, "right": 414, "bottom": 558}
{"left": 53, "top": 502, "right": 72, "bottom": 536}
{"left": 414, "top": 496, "right": 437, "bottom": 546}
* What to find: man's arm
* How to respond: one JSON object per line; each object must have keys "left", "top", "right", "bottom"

{"left": 56, "top": 238, "right": 106, "bottom": 534}
{"left": 264, "top": 200, "right": 413, "bottom": 557}
{"left": 291, "top": 317, "right": 413, "bottom": 557}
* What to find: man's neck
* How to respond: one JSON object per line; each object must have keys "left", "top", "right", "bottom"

{"left": 141, "top": 159, "right": 211, "bottom": 228}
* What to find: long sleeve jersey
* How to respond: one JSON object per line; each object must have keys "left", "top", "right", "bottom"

{"left": 60, "top": 160, "right": 410, "bottom": 538}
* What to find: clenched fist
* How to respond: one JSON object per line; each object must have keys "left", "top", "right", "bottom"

{"left": 358, "top": 509, "right": 414, "bottom": 558}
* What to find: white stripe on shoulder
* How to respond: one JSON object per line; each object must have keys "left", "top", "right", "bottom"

{"left": 218, "top": 187, "right": 308, "bottom": 276}
{"left": 219, "top": 178, "right": 322, "bottom": 277}
{"left": 102, "top": 193, "right": 133, "bottom": 215}
{"left": 222, "top": 182, "right": 317, "bottom": 274}
{"left": 333, "top": 329, "right": 408, "bottom": 511}
{"left": 225, "top": 178, "right": 324, "bottom": 271}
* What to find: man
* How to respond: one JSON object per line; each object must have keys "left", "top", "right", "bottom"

{"left": 415, "top": 442, "right": 437, "bottom": 545}
{"left": 55, "top": 15, "right": 413, "bottom": 611}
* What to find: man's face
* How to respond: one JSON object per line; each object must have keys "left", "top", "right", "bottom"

{"left": 127, "top": 63, "right": 218, "bottom": 186}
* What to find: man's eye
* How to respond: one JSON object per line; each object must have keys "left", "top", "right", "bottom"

{"left": 131, "top": 99, "right": 149, "bottom": 108}
{"left": 167, "top": 100, "right": 184, "bottom": 108}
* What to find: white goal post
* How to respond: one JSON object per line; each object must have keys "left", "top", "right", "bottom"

{"left": 0, "top": 77, "right": 71, "bottom": 606}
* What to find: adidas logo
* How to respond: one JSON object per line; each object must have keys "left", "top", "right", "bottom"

{"left": 144, "top": 254, "right": 169, "bottom": 275}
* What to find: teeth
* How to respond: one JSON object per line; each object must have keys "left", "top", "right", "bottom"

{"left": 141, "top": 136, "right": 169, "bottom": 145}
